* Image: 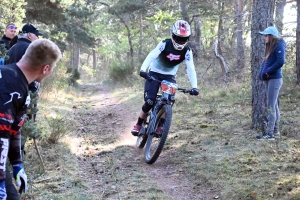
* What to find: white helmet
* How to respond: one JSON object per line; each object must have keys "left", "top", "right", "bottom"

{"left": 171, "top": 20, "right": 191, "bottom": 50}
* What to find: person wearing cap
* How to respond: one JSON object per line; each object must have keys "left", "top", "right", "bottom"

{"left": 6, "top": 23, "right": 43, "bottom": 120}
{"left": 6, "top": 23, "right": 43, "bottom": 64}
{"left": 256, "top": 26, "right": 286, "bottom": 140}
{"left": 2, "top": 24, "right": 44, "bottom": 200}
{"left": 0, "top": 23, "right": 18, "bottom": 50}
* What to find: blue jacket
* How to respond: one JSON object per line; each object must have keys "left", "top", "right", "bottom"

{"left": 259, "top": 38, "right": 286, "bottom": 80}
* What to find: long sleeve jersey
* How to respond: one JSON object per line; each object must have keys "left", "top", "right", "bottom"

{"left": 140, "top": 39, "right": 198, "bottom": 88}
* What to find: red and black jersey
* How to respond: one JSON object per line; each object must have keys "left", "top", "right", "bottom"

{"left": 0, "top": 63, "right": 30, "bottom": 137}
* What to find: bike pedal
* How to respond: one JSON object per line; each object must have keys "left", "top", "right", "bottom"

{"left": 153, "top": 132, "right": 162, "bottom": 138}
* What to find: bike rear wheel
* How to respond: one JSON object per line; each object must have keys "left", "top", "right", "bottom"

{"left": 144, "top": 104, "right": 172, "bottom": 164}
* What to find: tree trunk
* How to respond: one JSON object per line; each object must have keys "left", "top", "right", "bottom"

{"left": 297, "top": 0, "right": 300, "bottom": 84}
{"left": 275, "top": 0, "right": 287, "bottom": 35}
{"left": 180, "top": 1, "right": 189, "bottom": 22}
{"left": 92, "top": 48, "right": 97, "bottom": 70}
{"left": 216, "top": 1, "right": 228, "bottom": 82}
{"left": 251, "top": 0, "right": 275, "bottom": 130}
{"left": 74, "top": 43, "right": 80, "bottom": 71}
{"left": 138, "top": 13, "right": 143, "bottom": 60}
{"left": 193, "top": 17, "right": 202, "bottom": 60}
{"left": 86, "top": 53, "right": 90, "bottom": 67}
{"left": 235, "top": 0, "right": 245, "bottom": 71}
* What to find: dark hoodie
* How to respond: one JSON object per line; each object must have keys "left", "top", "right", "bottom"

{"left": 0, "top": 35, "right": 11, "bottom": 49}
{"left": 259, "top": 38, "right": 286, "bottom": 80}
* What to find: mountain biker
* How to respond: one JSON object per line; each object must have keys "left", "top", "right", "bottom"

{"left": 0, "top": 39, "right": 62, "bottom": 199}
{"left": 131, "top": 20, "right": 199, "bottom": 136}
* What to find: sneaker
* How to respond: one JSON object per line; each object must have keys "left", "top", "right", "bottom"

{"left": 274, "top": 131, "right": 280, "bottom": 139}
{"left": 131, "top": 124, "right": 141, "bottom": 136}
{"left": 256, "top": 133, "right": 275, "bottom": 140}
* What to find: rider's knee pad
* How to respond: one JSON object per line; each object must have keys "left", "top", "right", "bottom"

{"left": 142, "top": 98, "right": 155, "bottom": 113}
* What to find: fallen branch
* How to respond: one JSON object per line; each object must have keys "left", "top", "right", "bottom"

{"left": 214, "top": 38, "right": 229, "bottom": 82}
{"left": 34, "top": 138, "right": 45, "bottom": 171}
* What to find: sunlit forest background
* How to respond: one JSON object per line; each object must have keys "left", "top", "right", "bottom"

{"left": 0, "top": 1, "right": 300, "bottom": 199}
{"left": 0, "top": 0, "right": 297, "bottom": 88}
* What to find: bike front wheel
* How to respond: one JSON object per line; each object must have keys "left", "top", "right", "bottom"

{"left": 136, "top": 123, "right": 148, "bottom": 148}
{"left": 144, "top": 104, "right": 172, "bottom": 164}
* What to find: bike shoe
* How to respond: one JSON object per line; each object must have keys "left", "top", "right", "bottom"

{"left": 131, "top": 124, "right": 141, "bottom": 136}
{"left": 155, "top": 126, "right": 163, "bottom": 133}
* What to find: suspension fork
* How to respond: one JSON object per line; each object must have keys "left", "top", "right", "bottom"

{"left": 147, "top": 101, "right": 162, "bottom": 135}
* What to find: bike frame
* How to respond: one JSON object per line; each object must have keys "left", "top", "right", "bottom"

{"left": 145, "top": 80, "right": 177, "bottom": 136}
{"left": 136, "top": 77, "right": 192, "bottom": 164}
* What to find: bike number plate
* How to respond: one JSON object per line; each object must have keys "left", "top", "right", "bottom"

{"left": 161, "top": 80, "right": 178, "bottom": 94}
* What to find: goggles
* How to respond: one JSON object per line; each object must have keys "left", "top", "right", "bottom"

{"left": 6, "top": 25, "right": 17, "bottom": 30}
{"left": 172, "top": 34, "right": 189, "bottom": 45}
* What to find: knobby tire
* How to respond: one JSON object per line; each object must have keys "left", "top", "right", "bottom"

{"left": 144, "top": 104, "right": 172, "bottom": 164}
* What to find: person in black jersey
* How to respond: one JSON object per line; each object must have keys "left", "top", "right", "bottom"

{"left": 3, "top": 24, "right": 44, "bottom": 200}
{"left": 131, "top": 20, "right": 199, "bottom": 136}
{"left": 6, "top": 24, "right": 44, "bottom": 122}
{"left": 0, "top": 39, "right": 62, "bottom": 200}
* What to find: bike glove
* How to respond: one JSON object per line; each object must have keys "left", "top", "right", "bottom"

{"left": 12, "top": 164, "right": 27, "bottom": 194}
{"left": 139, "top": 71, "right": 152, "bottom": 80}
{"left": 190, "top": 88, "right": 199, "bottom": 96}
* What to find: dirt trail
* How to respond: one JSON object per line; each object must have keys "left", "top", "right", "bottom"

{"left": 72, "top": 83, "right": 199, "bottom": 200}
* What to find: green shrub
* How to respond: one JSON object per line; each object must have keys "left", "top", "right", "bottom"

{"left": 35, "top": 114, "right": 73, "bottom": 144}
{"left": 109, "top": 60, "right": 134, "bottom": 82}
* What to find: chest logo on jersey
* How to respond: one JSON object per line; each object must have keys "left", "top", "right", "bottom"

{"left": 25, "top": 94, "right": 31, "bottom": 107}
{"left": 166, "top": 53, "right": 181, "bottom": 61}
{"left": 4, "top": 92, "right": 22, "bottom": 105}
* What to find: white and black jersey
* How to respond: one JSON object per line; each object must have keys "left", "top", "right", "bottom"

{"left": 140, "top": 38, "right": 197, "bottom": 88}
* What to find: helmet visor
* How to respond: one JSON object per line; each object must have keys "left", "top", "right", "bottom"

{"left": 172, "top": 34, "right": 189, "bottom": 45}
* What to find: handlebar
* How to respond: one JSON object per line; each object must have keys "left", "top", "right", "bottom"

{"left": 146, "top": 76, "right": 192, "bottom": 94}
{"left": 177, "top": 88, "right": 192, "bottom": 94}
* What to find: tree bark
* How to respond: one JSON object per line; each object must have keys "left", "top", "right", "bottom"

{"left": 138, "top": 13, "right": 143, "bottom": 60}
{"left": 235, "top": 0, "right": 245, "bottom": 71}
{"left": 180, "top": 1, "right": 189, "bottom": 22}
{"left": 297, "top": 0, "right": 300, "bottom": 84}
{"left": 251, "top": 0, "right": 275, "bottom": 130}
{"left": 275, "top": 0, "right": 287, "bottom": 35}
{"left": 193, "top": 16, "right": 202, "bottom": 60}
{"left": 92, "top": 48, "right": 97, "bottom": 70}
{"left": 74, "top": 43, "right": 80, "bottom": 71}
{"left": 216, "top": 1, "right": 228, "bottom": 82}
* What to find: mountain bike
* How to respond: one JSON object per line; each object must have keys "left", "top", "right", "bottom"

{"left": 136, "top": 78, "right": 192, "bottom": 164}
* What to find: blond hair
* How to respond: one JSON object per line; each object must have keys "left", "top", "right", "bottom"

{"left": 264, "top": 35, "right": 280, "bottom": 59}
{"left": 23, "top": 39, "right": 62, "bottom": 69}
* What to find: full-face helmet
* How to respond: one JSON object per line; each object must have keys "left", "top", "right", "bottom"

{"left": 171, "top": 20, "right": 191, "bottom": 50}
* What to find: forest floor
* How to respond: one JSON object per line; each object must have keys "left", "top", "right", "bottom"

{"left": 22, "top": 81, "right": 211, "bottom": 200}
{"left": 69, "top": 82, "right": 204, "bottom": 200}
{"left": 22, "top": 78, "right": 300, "bottom": 200}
